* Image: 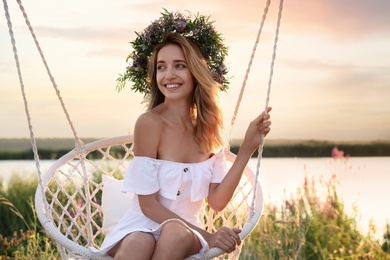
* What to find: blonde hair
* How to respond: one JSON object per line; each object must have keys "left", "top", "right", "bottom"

{"left": 147, "top": 33, "right": 224, "bottom": 153}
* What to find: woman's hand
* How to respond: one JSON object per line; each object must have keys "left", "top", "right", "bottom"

{"left": 207, "top": 227, "right": 242, "bottom": 254}
{"left": 242, "top": 107, "right": 272, "bottom": 152}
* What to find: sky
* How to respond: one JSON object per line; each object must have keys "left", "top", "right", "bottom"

{"left": 1, "top": 0, "right": 389, "bottom": 142}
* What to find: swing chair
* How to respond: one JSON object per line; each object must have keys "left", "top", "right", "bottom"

{"left": 3, "top": 0, "right": 284, "bottom": 259}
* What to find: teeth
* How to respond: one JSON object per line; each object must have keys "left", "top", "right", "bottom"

{"left": 166, "top": 84, "right": 180, "bottom": 89}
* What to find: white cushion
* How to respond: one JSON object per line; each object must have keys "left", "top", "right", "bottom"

{"left": 101, "top": 175, "right": 134, "bottom": 234}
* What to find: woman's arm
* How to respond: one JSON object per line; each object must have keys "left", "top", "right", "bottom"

{"left": 133, "top": 111, "right": 242, "bottom": 251}
{"left": 208, "top": 107, "right": 272, "bottom": 211}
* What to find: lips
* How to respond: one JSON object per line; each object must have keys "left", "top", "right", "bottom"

{"left": 165, "top": 84, "right": 181, "bottom": 89}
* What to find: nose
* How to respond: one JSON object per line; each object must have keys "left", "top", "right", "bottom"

{"left": 165, "top": 67, "right": 177, "bottom": 79}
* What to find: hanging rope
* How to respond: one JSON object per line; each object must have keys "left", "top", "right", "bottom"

{"left": 3, "top": 0, "right": 90, "bottom": 226}
{"left": 250, "top": 0, "right": 285, "bottom": 216}
{"left": 228, "top": 0, "right": 272, "bottom": 138}
{"left": 13, "top": 0, "right": 83, "bottom": 146}
{"left": 224, "top": 0, "right": 285, "bottom": 216}
{"left": 2, "top": 0, "right": 49, "bottom": 214}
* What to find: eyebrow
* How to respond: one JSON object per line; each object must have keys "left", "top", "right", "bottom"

{"left": 157, "top": 59, "right": 187, "bottom": 64}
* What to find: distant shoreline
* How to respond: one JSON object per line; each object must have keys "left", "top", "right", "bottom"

{"left": 1, "top": 137, "right": 390, "bottom": 159}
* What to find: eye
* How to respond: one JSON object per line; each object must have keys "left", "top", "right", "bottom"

{"left": 157, "top": 64, "right": 165, "bottom": 70}
{"left": 176, "top": 63, "right": 186, "bottom": 69}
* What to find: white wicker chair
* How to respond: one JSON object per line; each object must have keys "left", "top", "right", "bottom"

{"left": 34, "top": 135, "right": 263, "bottom": 260}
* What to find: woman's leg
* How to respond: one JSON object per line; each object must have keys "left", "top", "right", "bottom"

{"left": 151, "top": 221, "right": 202, "bottom": 260}
{"left": 109, "top": 232, "right": 156, "bottom": 260}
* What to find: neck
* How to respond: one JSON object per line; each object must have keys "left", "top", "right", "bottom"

{"left": 160, "top": 99, "right": 193, "bottom": 125}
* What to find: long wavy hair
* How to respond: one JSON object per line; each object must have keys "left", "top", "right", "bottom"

{"left": 147, "top": 33, "right": 224, "bottom": 153}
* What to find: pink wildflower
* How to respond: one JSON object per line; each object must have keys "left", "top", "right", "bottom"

{"left": 331, "top": 147, "right": 344, "bottom": 158}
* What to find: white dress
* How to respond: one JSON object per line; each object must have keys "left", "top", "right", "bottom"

{"left": 90, "top": 150, "right": 228, "bottom": 259}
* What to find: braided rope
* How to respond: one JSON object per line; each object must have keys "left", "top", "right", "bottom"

{"left": 225, "top": 0, "right": 284, "bottom": 217}
{"left": 228, "top": 0, "right": 271, "bottom": 137}
{"left": 2, "top": 0, "right": 49, "bottom": 213}
{"left": 4, "top": 0, "right": 91, "bottom": 251}
{"left": 14, "top": 0, "right": 82, "bottom": 146}
{"left": 250, "top": 0, "right": 285, "bottom": 217}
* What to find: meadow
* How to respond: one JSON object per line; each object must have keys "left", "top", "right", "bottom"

{"left": 1, "top": 158, "right": 389, "bottom": 259}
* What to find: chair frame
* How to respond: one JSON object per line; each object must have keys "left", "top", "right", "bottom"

{"left": 35, "top": 135, "right": 263, "bottom": 260}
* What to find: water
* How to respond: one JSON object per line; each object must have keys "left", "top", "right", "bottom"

{"left": 249, "top": 157, "right": 390, "bottom": 240}
{"left": 1, "top": 157, "right": 389, "bottom": 239}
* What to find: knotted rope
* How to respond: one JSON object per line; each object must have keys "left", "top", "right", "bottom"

{"left": 227, "top": 0, "right": 285, "bottom": 216}
{"left": 3, "top": 0, "right": 89, "bottom": 231}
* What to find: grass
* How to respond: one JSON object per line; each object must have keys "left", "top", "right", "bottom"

{"left": 0, "top": 194, "right": 60, "bottom": 259}
{"left": 1, "top": 158, "right": 390, "bottom": 259}
{"left": 239, "top": 174, "right": 390, "bottom": 259}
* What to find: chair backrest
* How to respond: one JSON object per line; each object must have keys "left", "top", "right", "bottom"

{"left": 34, "top": 135, "right": 263, "bottom": 259}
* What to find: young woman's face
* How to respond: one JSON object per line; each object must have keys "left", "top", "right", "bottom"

{"left": 156, "top": 44, "right": 195, "bottom": 101}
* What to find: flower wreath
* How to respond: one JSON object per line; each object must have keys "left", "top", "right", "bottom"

{"left": 116, "top": 9, "right": 229, "bottom": 95}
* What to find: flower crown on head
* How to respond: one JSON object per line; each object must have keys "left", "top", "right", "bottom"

{"left": 116, "top": 9, "right": 230, "bottom": 95}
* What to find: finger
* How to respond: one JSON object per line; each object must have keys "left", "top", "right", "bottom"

{"left": 217, "top": 228, "right": 236, "bottom": 250}
{"left": 219, "top": 237, "right": 233, "bottom": 252}
{"left": 265, "top": 106, "right": 272, "bottom": 114}
{"left": 228, "top": 229, "right": 242, "bottom": 246}
{"left": 220, "top": 227, "right": 241, "bottom": 247}
{"left": 254, "top": 111, "right": 271, "bottom": 128}
{"left": 262, "top": 128, "right": 271, "bottom": 137}
{"left": 261, "top": 106, "right": 272, "bottom": 118}
{"left": 221, "top": 238, "right": 236, "bottom": 253}
{"left": 260, "top": 125, "right": 271, "bottom": 133}
{"left": 232, "top": 228, "right": 242, "bottom": 234}
{"left": 261, "top": 121, "right": 272, "bottom": 128}
{"left": 233, "top": 234, "right": 242, "bottom": 246}
{"left": 259, "top": 122, "right": 271, "bottom": 133}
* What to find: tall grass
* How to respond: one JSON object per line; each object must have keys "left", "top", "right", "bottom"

{"left": 1, "top": 159, "right": 390, "bottom": 259}
{"left": 0, "top": 174, "right": 60, "bottom": 258}
{"left": 240, "top": 174, "right": 390, "bottom": 259}
{"left": 0, "top": 174, "right": 39, "bottom": 237}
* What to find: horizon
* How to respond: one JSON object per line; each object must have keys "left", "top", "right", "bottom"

{"left": 1, "top": 0, "right": 390, "bottom": 141}
{"left": 2, "top": 136, "right": 390, "bottom": 144}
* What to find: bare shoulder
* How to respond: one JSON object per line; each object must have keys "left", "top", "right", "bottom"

{"left": 135, "top": 110, "right": 163, "bottom": 130}
{"left": 133, "top": 110, "right": 163, "bottom": 158}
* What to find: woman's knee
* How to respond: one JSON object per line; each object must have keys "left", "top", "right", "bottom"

{"left": 113, "top": 232, "right": 155, "bottom": 259}
{"left": 160, "top": 221, "right": 194, "bottom": 245}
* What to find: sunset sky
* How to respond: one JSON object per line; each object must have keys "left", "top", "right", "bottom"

{"left": 1, "top": 0, "right": 389, "bottom": 142}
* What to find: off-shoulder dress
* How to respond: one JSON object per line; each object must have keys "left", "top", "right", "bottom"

{"left": 90, "top": 150, "right": 228, "bottom": 259}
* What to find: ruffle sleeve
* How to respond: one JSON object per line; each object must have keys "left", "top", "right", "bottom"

{"left": 190, "top": 151, "right": 228, "bottom": 201}
{"left": 210, "top": 150, "right": 228, "bottom": 183}
{"left": 122, "top": 157, "right": 160, "bottom": 195}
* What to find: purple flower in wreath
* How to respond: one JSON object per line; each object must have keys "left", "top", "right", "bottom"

{"left": 174, "top": 18, "right": 187, "bottom": 33}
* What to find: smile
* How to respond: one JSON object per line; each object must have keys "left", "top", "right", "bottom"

{"left": 165, "top": 84, "right": 181, "bottom": 89}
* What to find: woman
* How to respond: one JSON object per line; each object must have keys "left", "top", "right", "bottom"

{"left": 92, "top": 14, "right": 271, "bottom": 259}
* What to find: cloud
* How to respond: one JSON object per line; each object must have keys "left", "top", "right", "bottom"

{"left": 33, "top": 26, "right": 131, "bottom": 45}
{"left": 282, "top": 0, "right": 390, "bottom": 40}
{"left": 86, "top": 48, "right": 129, "bottom": 58}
